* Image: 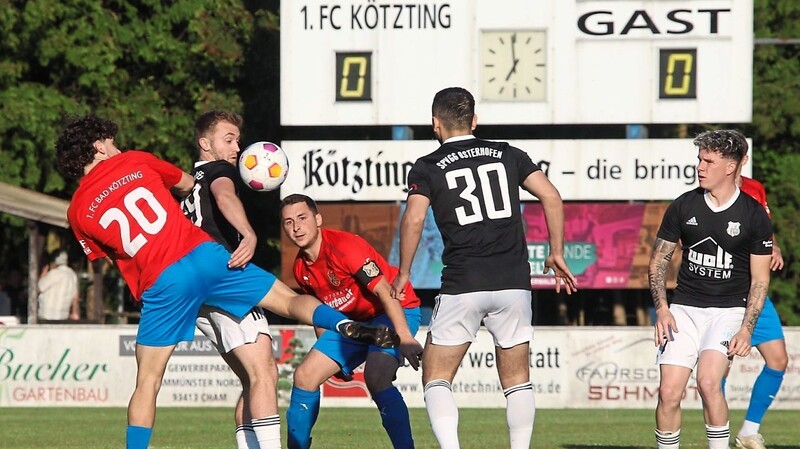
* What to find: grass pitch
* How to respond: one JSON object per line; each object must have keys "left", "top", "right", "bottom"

{"left": 1, "top": 407, "right": 798, "bottom": 448}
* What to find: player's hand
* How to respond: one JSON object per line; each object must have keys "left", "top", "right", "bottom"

{"left": 727, "top": 328, "right": 752, "bottom": 358}
{"left": 229, "top": 233, "right": 256, "bottom": 268}
{"left": 399, "top": 337, "right": 424, "bottom": 371}
{"left": 771, "top": 245, "right": 784, "bottom": 271}
{"left": 545, "top": 254, "right": 577, "bottom": 295}
{"left": 69, "top": 311, "right": 80, "bottom": 320}
{"left": 653, "top": 308, "right": 678, "bottom": 347}
{"left": 390, "top": 272, "right": 410, "bottom": 300}
{"left": 333, "top": 370, "right": 353, "bottom": 382}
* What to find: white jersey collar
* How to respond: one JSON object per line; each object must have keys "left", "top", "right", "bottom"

{"left": 704, "top": 186, "right": 740, "bottom": 213}
{"left": 443, "top": 135, "right": 476, "bottom": 144}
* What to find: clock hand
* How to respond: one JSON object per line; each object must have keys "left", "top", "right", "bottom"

{"left": 506, "top": 59, "right": 519, "bottom": 81}
{"left": 505, "top": 33, "right": 518, "bottom": 81}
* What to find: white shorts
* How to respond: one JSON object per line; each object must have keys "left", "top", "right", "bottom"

{"left": 429, "top": 289, "right": 533, "bottom": 348}
{"left": 196, "top": 306, "right": 271, "bottom": 354}
{"left": 656, "top": 304, "right": 744, "bottom": 369}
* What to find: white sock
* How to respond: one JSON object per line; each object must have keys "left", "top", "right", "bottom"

{"left": 739, "top": 420, "right": 760, "bottom": 437}
{"left": 655, "top": 428, "right": 680, "bottom": 449}
{"left": 252, "top": 415, "right": 282, "bottom": 449}
{"left": 504, "top": 382, "right": 535, "bottom": 449}
{"left": 424, "top": 380, "right": 460, "bottom": 449}
{"left": 706, "top": 422, "right": 729, "bottom": 449}
{"left": 235, "top": 424, "right": 258, "bottom": 449}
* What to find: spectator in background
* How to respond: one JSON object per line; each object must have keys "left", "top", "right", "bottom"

{"left": 0, "top": 279, "right": 11, "bottom": 316}
{"left": 4, "top": 269, "right": 27, "bottom": 321}
{"left": 37, "top": 250, "right": 80, "bottom": 321}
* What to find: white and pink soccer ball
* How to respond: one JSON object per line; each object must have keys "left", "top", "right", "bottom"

{"left": 238, "top": 141, "right": 289, "bottom": 192}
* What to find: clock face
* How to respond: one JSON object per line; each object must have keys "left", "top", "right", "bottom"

{"left": 480, "top": 30, "right": 547, "bottom": 101}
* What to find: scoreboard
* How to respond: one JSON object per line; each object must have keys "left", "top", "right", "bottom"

{"left": 280, "top": 0, "right": 753, "bottom": 126}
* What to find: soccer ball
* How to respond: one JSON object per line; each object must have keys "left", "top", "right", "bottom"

{"left": 238, "top": 141, "right": 289, "bottom": 192}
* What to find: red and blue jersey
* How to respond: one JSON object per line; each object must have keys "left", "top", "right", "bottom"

{"left": 68, "top": 151, "right": 212, "bottom": 299}
{"left": 292, "top": 228, "right": 421, "bottom": 321}
{"left": 740, "top": 176, "right": 770, "bottom": 217}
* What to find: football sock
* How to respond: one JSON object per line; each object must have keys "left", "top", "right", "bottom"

{"left": 373, "top": 386, "right": 415, "bottom": 449}
{"left": 235, "top": 424, "right": 258, "bottom": 449}
{"left": 654, "top": 428, "right": 679, "bottom": 449}
{"left": 504, "top": 382, "right": 535, "bottom": 449}
{"left": 126, "top": 425, "right": 153, "bottom": 449}
{"left": 706, "top": 422, "right": 729, "bottom": 449}
{"left": 311, "top": 304, "right": 351, "bottom": 332}
{"left": 286, "top": 386, "right": 321, "bottom": 449}
{"left": 424, "top": 379, "right": 460, "bottom": 449}
{"left": 252, "top": 415, "right": 282, "bottom": 449}
{"left": 742, "top": 365, "right": 784, "bottom": 432}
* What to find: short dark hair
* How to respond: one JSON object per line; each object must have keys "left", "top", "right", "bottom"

{"left": 280, "top": 193, "right": 318, "bottom": 215}
{"left": 692, "top": 129, "right": 748, "bottom": 164}
{"left": 55, "top": 115, "right": 118, "bottom": 179}
{"left": 194, "top": 110, "right": 243, "bottom": 147}
{"left": 432, "top": 87, "right": 475, "bottom": 131}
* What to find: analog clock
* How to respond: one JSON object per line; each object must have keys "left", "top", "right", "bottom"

{"left": 480, "top": 30, "right": 547, "bottom": 101}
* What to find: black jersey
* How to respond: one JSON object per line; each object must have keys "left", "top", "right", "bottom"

{"left": 181, "top": 160, "right": 241, "bottom": 251}
{"left": 407, "top": 137, "right": 540, "bottom": 294}
{"left": 657, "top": 187, "right": 773, "bottom": 308}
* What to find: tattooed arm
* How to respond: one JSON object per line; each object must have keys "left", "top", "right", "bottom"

{"left": 648, "top": 237, "right": 678, "bottom": 346}
{"left": 728, "top": 253, "right": 772, "bottom": 357}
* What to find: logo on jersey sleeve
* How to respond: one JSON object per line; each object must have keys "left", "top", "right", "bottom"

{"left": 726, "top": 221, "right": 741, "bottom": 237}
{"left": 686, "top": 216, "right": 698, "bottom": 226}
{"left": 687, "top": 237, "right": 733, "bottom": 279}
{"left": 195, "top": 170, "right": 205, "bottom": 180}
{"left": 361, "top": 260, "right": 381, "bottom": 279}
{"left": 78, "top": 239, "right": 92, "bottom": 255}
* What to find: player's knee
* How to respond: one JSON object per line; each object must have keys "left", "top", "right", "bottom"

{"left": 657, "top": 383, "right": 684, "bottom": 405}
{"left": 695, "top": 375, "right": 723, "bottom": 400}
{"left": 765, "top": 351, "right": 789, "bottom": 372}
{"left": 292, "top": 362, "right": 323, "bottom": 390}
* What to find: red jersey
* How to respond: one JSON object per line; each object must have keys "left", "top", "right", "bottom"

{"left": 740, "top": 176, "right": 771, "bottom": 217}
{"left": 293, "top": 228, "right": 421, "bottom": 321}
{"left": 68, "top": 151, "right": 213, "bottom": 299}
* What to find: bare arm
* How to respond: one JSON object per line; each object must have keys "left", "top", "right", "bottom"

{"left": 727, "top": 253, "right": 771, "bottom": 357}
{"left": 209, "top": 176, "right": 256, "bottom": 268}
{"left": 390, "top": 194, "right": 429, "bottom": 298}
{"left": 648, "top": 237, "right": 678, "bottom": 346}
{"left": 770, "top": 236, "right": 783, "bottom": 271}
{"left": 521, "top": 171, "right": 577, "bottom": 294}
{"left": 373, "top": 278, "right": 423, "bottom": 369}
{"left": 171, "top": 172, "right": 195, "bottom": 197}
{"left": 69, "top": 289, "right": 80, "bottom": 320}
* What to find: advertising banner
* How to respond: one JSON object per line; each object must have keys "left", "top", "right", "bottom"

{"left": 3, "top": 326, "right": 797, "bottom": 410}
{"left": 280, "top": 202, "right": 680, "bottom": 290}
{"left": 280, "top": 139, "right": 752, "bottom": 202}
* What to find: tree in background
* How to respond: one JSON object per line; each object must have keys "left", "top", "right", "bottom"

{"left": 749, "top": 0, "right": 800, "bottom": 324}
{"left": 0, "top": 1, "right": 281, "bottom": 289}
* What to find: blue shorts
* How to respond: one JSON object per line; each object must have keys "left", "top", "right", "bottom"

{"left": 313, "top": 307, "right": 421, "bottom": 376}
{"left": 752, "top": 297, "right": 784, "bottom": 346}
{"left": 137, "top": 242, "right": 275, "bottom": 346}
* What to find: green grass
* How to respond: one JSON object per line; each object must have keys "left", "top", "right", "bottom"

{"left": 0, "top": 407, "right": 798, "bottom": 448}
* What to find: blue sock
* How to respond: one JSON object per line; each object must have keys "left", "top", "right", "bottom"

{"left": 126, "top": 425, "right": 153, "bottom": 449}
{"left": 311, "top": 304, "right": 349, "bottom": 331}
{"left": 287, "top": 386, "right": 321, "bottom": 449}
{"left": 374, "top": 386, "right": 415, "bottom": 449}
{"left": 745, "top": 365, "right": 784, "bottom": 423}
